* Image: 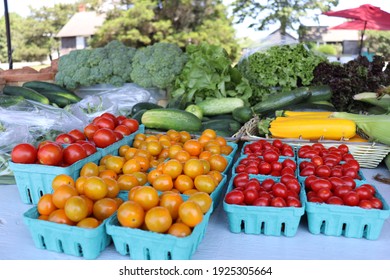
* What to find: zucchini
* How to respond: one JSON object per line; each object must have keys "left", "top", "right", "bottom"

{"left": 282, "top": 102, "right": 336, "bottom": 112}
{"left": 306, "top": 85, "right": 333, "bottom": 102}
{"left": 207, "top": 114, "right": 235, "bottom": 121}
{"left": 201, "top": 119, "right": 242, "bottom": 136}
{"left": 141, "top": 108, "right": 202, "bottom": 132}
{"left": 131, "top": 102, "right": 163, "bottom": 115}
{"left": 2, "top": 85, "right": 50, "bottom": 105}
{"left": 0, "top": 95, "right": 25, "bottom": 107}
{"left": 196, "top": 97, "right": 245, "bottom": 116}
{"left": 22, "top": 80, "right": 75, "bottom": 94}
{"left": 251, "top": 87, "right": 311, "bottom": 115}
{"left": 36, "top": 90, "right": 81, "bottom": 107}
{"left": 131, "top": 109, "right": 147, "bottom": 123}
{"left": 232, "top": 106, "right": 253, "bottom": 124}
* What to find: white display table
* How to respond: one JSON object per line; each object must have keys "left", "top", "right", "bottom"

{"left": 1, "top": 165, "right": 389, "bottom": 260}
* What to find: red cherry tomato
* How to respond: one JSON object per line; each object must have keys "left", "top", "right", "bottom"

{"left": 286, "top": 197, "right": 301, "bottom": 207}
{"left": 272, "top": 182, "right": 288, "bottom": 198}
{"left": 11, "top": 143, "right": 37, "bottom": 164}
{"left": 68, "top": 129, "right": 86, "bottom": 141}
{"left": 37, "top": 143, "right": 63, "bottom": 166}
{"left": 326, "top": 196, "right": 344, "bottom": 205}
{"left": 55, "top": 133, "right": 76, "bottom": 144}
{"left": 258, "top": 161, "right": 272, "bottom": 175}
{"left": 63, "top": 143, "right": 87, "bottom": 165}
{"left": 243, "top": 188, "right": 259, "bottom": 205}
{"left": 225, "top": 190, "right": 245, "bottom": 205}
{"left": 343, "top": 191, "right": 360, "bottom": 206}
{"left": 252, "top": 197, "right": 270, "bottom": 206}
{"left": 233, "top": 173, "right": 249, "bottom": 188}
{"left": 359, "top": 199, "right": 373, "bottom": 209}
{"left": 262, "top": 150, "right": 279, "bottom": 164}
{"left": 261, "top": 178, "right": 275, "bottom": 192}
{"left": 316, "top": 187, "right": 333, "bottom": 202}
{"left": 315, "top": 165, "right": 332, "bottom": 178}
{"left": 92, "top": 128, "right": 117, "bottom": 148}
{"left": 270, "top": 197, "right": 286, "bottom": 207}
{"left": 370, "top": 197, "right": 383, "bottom": 209}
{"left": 355, "top": 186, "right": 373, "bottom": 200}
{"left": 310, "top": 178, "right": 332, "bottom": 193}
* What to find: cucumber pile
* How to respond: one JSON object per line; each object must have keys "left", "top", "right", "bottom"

{"left": 1, "top": 81, "right": 81, "bottom": 108}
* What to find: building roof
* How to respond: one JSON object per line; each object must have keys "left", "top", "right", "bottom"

{"left": 56, "top": 11, "right": 106, "bottom": 37}
{"left": 301, "top": 26, "right": 360, "bottom": 42}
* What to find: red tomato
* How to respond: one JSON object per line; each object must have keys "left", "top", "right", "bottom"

{"left": 233, "top": 173, "right": 249, "bottom": 188}
{"left": 270, "top": 197, "right": 286, "bottom": 207}
{"left": 80, "top": 142, "right": 97, "bottom": 156}
{"left": 272, "top": 139, "right": 283, "bottom": 149}
{"left": 271, "top": 161, "right": 283, "bottom": 172}
{"left": 68, "top": 129, "right": 86, "bottom": 141}
{"left": 225, "top": 190, "right": 245, "bottom": 205}
{"left": 272, "top": 182, "right": 288, "bottom": 198}
{"left": 310, "top": 178, "right": 332, "bottom": 192}
{"left": 308, "top": 196, "right": 324, "bottom": 203}
{"left": 330, "top": 168, "right": 343, "bottom": 177}
{"left": 304, "top": 175, "right": 318, "bottom": 190}
{"left": 343, "top": 191, "right": 360, "bottom": 206}
{"left": 261, "top": 178, "right": 276, "bottom": 192}
{"left": 355, "top": 186, "right": 373, "bottom": 200}
{"left": 280, "top": 174, "right": 296, "bottom": 185}
{"left": 244, "top": 188, "right": 259, "bottom": 205}
{"left": 328, "top": 177, "right": 344, "bottom": 190}
{"left": 281, "top": 148, "right": 294, "bottom": 157}
{"left": 316, "top": 187, "right": 333, "bottom": 202}
{"left": 281, "top": 166, "right": 295, "bottom": 176}
{"left": 326, "top": 195, "right": 344, "bottom": 205}
{"left": 359, "top": 184, "right": 376, "bottom": 195}
{"left": 63, "top": 143, "right": 87, "bottom": 165}
{"left": 235, "top": 164, "right": 246, "bottom": 173}
{"left": 116, "top": 115, "right": 127, "bottom": 124}
{"left": 337, "top": 144, "right": 349, "bottom": 154}
{"left": 340, "top": 176, "right": 356, "bottom": 189}
{"left": 334, "top": 185, "right": 353, "bottom": 198}
{"left": 258, "top": 161, "right": 272, "bottom": 175}
{"left": 94, "top": 116, "right": 116, "bottom": 130}
{"left": 286, "top": 179, "right": 301, "bottom": 194}
{"left": 300, "top": 166, "right": 315, "bottom": 177}
{"left": 84, "top": 124, "right": 99, "bottom": 140}
{"left": 92, "top": 128, "right": 117, "bottom": 148}
{"left": 370, "top": 197, "right": 383, "bottom": 209}
{"left": 245, "top": 178, "right": 262, "bottom": 192}
{"left": 262, "top": 150, "right": 279, "bottom": 163}
{"left": 342, "top": 153, "right": 355, "bottom": 162}
{"left": 252, "top": 197, "right": 270, "bottom": 206}
{"left": 114, "top": 124, "right": 132, "bottom": 136}
{"left": 37, "top": 143, "right": 63, "bottom": 166}
{"left": 346, "top": 159, "right": 360, "bottom": 171}
{"left": 100, "top": 112, "right": 118, "bottom": 126}
{"left": 282, "top": 158, "right": 296, "bottom": 170}
{"left": 244, "top": 165, "right": 258, "bottom": 174}
{"left": 121, "top": 118, "right": 139, "bottom": 133}
{"left": 114, "top": 131, "right": 124, "bottom": 141}
{"left": 359, "top": 199, "right": 373, "bottom": 209}
{"left": 311, "top": 155, "right": 323, "bottom": 166}
{"left": 286, "top": 197, "right": 301, "bottom": 207}
{"left": 55, "top": 133, "right": 76, "bottom": 144}
{"left": 315, "top": 165, "right": 332, "bottom": 178}
{"left": 11, "top": 143, "right": 37, "bottom": 164}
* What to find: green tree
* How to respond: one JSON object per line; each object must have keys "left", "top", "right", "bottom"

{"left": 90, "top": 0, "right": 240, "bottom": 59}
{"left": 231, "top": 0, "right": 339, "bottom": 35}
{"left": 366, "top": 30, "right": 390, "bottom": 61}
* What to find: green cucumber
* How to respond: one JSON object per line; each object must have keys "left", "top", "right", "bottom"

{"left": 141, "top": 108, "right": 202, "bottom": 132}
{"left": 201, "top": 119, "right": 242, "bottom": 136}
{"left": 23, "top": 80, "right": 75, "bottom": 94}
{"left": 0, "top": 95, "right": 25, "bottom": 107}
{"left": 283, "top": 101, "right": 336, "bottom": 112}
{"left": 196, "top": 97, "right": 245, "bottom": 116}
{"left": 306, "top": 85, "right": 333, "bottom": 102}
{"left": 2, "top": 85, "right": 50, "bottom": 105}
{"left": 251, "top": 87, "right": 311, "bottom": 115}
{"left": 232, "top": 106, "right": 253, "bottom": 124}
{"left": 37, "top": 90, "right": 81, "bottom": 106}
{"left": 131, "top": 102, "right": 163, "bottom": 115}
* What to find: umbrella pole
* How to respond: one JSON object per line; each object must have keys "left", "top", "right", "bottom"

{"left": 3, "top": 0, "right": 13, "bottom": 69}
{"left": 359, "top": 21, "right": 367, "bottom": 56}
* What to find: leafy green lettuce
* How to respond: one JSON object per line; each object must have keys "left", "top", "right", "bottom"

{"left": 171, "top": 42, "right": 252, "bottom": 106}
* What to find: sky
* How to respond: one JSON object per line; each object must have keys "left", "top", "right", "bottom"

{"left": 1, "top": 0, "right": 390, "bottom": 41}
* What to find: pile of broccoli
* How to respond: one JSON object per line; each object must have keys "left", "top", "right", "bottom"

{"left": 55, "top": 40, "right": 137, "bottom": 89}
{"left": 55, "top": 41, "right": 188, "bottom": 92}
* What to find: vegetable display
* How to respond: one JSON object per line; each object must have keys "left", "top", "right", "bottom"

{"left": 237, "top": 43, "right": 326, "bottom": 106}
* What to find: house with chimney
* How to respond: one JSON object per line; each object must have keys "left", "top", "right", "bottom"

{"left": 56, "top": 5, "right": 106, "bottom": 56}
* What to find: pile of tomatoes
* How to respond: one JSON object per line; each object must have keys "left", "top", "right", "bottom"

{"left": 10, "top": 112, "right": 140, "bottom": 167}
{"left": 298, "top": 143, "right": 362, "bottom": 180}
{"left": 37, "top": 172, "right": 122, "bottom": 228}
{"left": 117, "top": 187, "right": 212, "bottom": 237}
{"left": 225, "top": 173, "right": 302, "bottom": 207}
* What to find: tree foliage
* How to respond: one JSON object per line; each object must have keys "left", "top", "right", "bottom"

{"left": 231, "top": 0, "right": 339, "bottom": 35}
{"left": 366, "top": 31, "right": 390, "bottom": 61}
{"left": 90, "top": 0, "right": 240, "bottom": 59}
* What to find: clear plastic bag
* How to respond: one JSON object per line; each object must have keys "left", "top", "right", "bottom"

{"left": 73, "top": 83, "right": 165, "bottom": 116}
{"left": 0, "top": 99, "right": 84, "bottom": 143}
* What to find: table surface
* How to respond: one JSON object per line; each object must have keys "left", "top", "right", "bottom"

{"left": 1, "top": 164, "right": 390, "bottom": 260}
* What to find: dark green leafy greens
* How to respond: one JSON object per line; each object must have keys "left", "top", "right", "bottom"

{"left": 237, "top": 43, "right": 325, "bottom": 106}
{"left": 171, "top": 42, "right": 252, "bottom": 106}
{"left": 312, "top": 55, "right": 390, "bottom": 113}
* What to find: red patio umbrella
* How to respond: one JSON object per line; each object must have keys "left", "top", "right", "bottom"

{"left": 323, "top": 4, "right": 390, "bottom": 54}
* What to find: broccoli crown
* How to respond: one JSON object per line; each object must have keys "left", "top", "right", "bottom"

{"left": 130, "top": 42, "right": 188, "bottom": 90}
{"left": 55, "top": 40, "right": 136, "bottom": 89}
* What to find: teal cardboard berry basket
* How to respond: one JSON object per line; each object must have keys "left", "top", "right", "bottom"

{"left": 23, "top": 207, "right": 111, "bottom": 259}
